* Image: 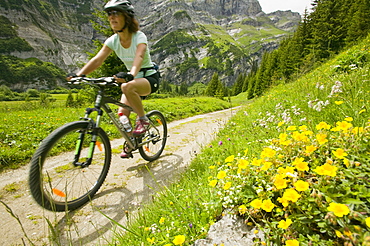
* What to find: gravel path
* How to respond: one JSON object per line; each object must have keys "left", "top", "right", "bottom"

{"left": 0, "top": 107, "right": 239, "bottom": 245}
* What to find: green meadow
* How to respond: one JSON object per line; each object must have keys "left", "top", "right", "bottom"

{"left": 110, "top": 36, "right": 370, "bottom": 245}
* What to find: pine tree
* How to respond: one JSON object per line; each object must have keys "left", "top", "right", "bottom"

{"left": 232, "top": 73, "right": 245, "bottom": 96}
{"left": 205, "top": 72, "right": 220, "bottom": 96}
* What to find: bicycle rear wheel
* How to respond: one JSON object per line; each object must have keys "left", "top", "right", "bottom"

{"left": 29, "top": 121, "right": 111, "bottom": 211}
{"left": 138, "top": 110, "right": 167, "bottom": 162}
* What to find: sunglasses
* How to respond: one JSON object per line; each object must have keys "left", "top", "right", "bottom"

{"left": 107, "top": 10, "right": 122, "bottom": 17}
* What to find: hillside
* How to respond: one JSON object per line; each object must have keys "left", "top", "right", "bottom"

{"left": 0, "top": 0, "right": 301, "bottom": 91}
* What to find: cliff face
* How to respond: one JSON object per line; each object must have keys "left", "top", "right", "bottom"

{"left": 0, "top": 0, "right": 301, "bottom": 89}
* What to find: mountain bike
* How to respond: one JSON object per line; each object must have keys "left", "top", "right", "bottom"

{"left": 29, "top": 77, "right": 167, "bottom": 211}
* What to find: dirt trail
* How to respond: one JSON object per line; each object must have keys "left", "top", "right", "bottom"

{"left": 0, "top": 107, "right": 239, "bottom": 246}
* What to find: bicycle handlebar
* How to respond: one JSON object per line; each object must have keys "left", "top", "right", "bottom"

{"left": 69, "top": 77, "right": 119, "bottom": 86}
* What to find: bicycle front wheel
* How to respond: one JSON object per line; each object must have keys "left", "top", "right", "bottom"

{"left": 138, "top": 110, "right": 167, "bottom": 162}
{"left": 29, "top": 121, "right": 111, "bottom": 211}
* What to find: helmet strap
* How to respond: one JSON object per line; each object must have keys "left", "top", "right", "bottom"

{"left": 115, "top": 22, "right": 128, "bottom": 33}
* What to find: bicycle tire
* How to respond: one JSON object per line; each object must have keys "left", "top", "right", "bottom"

{"left": 138, "top": 110, "right": 167, "bottom": 162}
{"left": 29, "top": 121, "right": 111, "bottom": 211}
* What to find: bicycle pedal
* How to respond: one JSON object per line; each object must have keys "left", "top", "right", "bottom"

{"left": 120, "top": 151, "right": 133, "bottom": 159}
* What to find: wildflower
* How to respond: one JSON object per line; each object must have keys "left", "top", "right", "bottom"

{"left": 278, "top": 121, "right": 285, "bottom": 127}
{"left": 365, "top": 217, "right": 370, "bottom": 227}
{"left": 274, "top": 175, "right": 289, "bottom": 190}
{"left": 159, "top": 217, "right": 165, "bottom": 224}
{"left": 225, "top": 155, "right": 234, "bottom": 163}
{"left": 278, "top": 218, "right": 292, "bottom": 229}
{"left": 261, "top": 147, "right": 276, "bottom": 158}
{"left": 250, "top": 199, "right": 263, "bottom": 209}
{"left": 316, "top": 133, "right": 328, "bottom": 145}
{"left": 278, "top": 166, "right": 295, "bottom": 177}
{"left": 335, "top": 101, "right": 344, "bottom": 105}
{"left": 327, "top": 202, "right": 350, "bottom": 217}
{"left": 218, "top": 141, "right": 223, "bottom": 145}
{"left": 305, "top": 145, "right": 317, "bottom": 154}
{"left": 147, "top": 237, "right": 155, "bottom": 244}
{"left": 287, "top": 126, "right": 297, "bottom": 131}
{"left": 173, "top": 235, "right": 186, "bottom": 245}
{"left": 251, "top": 158, "right": 262, "bottom": 166}
{"left": 292, "top": 157, "right": 309, "bottom": 171}
{"left": 316, "top": 122, "right": 331, "bottom": 130}
{"left": 244, "top": 148, "right": 249, "bottom": 155}
{"left": 209, "top": 180, "right": 217, "bottom": 187}
{"left": 217, "top": 170, "right": 227, "bottom": 179}
{"left": 313, "top": 163, "right": 338, "bottom": 177}
{"left": 292, "top": 131, "right": 308, "bottom": 142}
{"left": 277, "top": 197, "right": 289, "bottom": 207}
{"left": 332, "top": 148, "right": 348, "bottom": 159}
{"left": 223, "top": 182, "right": 232, "bottom": 190}
{"left": 261, "top": 161, "right": 272, "bottom": 171}
{"left": 294, "top": 180, "right": 309, "bottom": 191}
{"left": 285, "top": 239, "right": 299, "bottom": 246}
{"left": 336, "top": 121, "right": 353, "bottom": 132}
{"left": 261, "top": 199, "right": 275, "bottom": 212}
{"left": 344, "top": 117, "right": 353, "bottom": 122}
{"left": 299, "top": 125, "right": 308, "bottom": 131}
{"left": 335, "top": 230, "right": 343, "bottom": 237}
{"left": 282, "top": 189, "right": 301, "bottom": 203}
{"left": 238, "top": 159, "right": 248, "bottom": 169}
{"left": 359, "top": 109, "right": 366, "bottom": 114}
{"left": 279, "top": 133, "right": 291, "bottom": 146}
{"left": 238, "top": 205, "right": 247, "bottom": 215}
{"left": 208, "top": 165, "right": 216, "bottom": 169}
{"left": 352, "top": 127, "right": 364, "bottom": 135}
{"left": 343, "top": 158, "right": 350, "bottom": 167}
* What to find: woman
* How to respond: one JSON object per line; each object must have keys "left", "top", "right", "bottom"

{"left": 68, "top": 0, "right": 160, "bottom": 158}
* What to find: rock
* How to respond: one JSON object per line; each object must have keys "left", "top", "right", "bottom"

{"left": 193, "top": 211, "right": 265, "bottom": 246}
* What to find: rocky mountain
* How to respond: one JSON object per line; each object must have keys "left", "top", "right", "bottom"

{"left": 0, "top": 0, "right": 301, "bottom": 90}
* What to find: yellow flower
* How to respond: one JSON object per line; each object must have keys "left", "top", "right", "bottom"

{"left": 316, "top": 122, "right": 331, "bottom": 130}
{"left": 225, "top": 155, "right": 235, "bottom": 163}
{"left": 344, "top": 117, "right": 353, "bottom": 122}
{"left": 209, "top": 180, "right": 217, "bottom": 187}
{"left": 223, "top": 182, "right": 232, "bottom": 190}
{"left": 336, "top": 121, "right": 353, "bottom": 132}
{"left": 332, "top": 148, "right": 348, "bottom": 159}
{"left": 278, "top": 121, "right": 285, "bottom": 127}
{"left": 359, "top": 109, "right": 366, "bottom": 114}
{"left": 147, "top": 237, "right": 155, "bottom": 244}
{"left": 343, "top": 158, "right": 350, "bottom": 167}
{"left": 217, "top": 170, "right": 227, "bottom": 179}
{"left": 335, "top": 230, "right": 343, "bottom": 237}
{"left": 292, "top": 157, "right": 309, "bottom": 171}
{"left": 238, "top": 159, "right": 248, "bottom": 169}
{"left": 292, "top": 131, "right": 308, "bottom": 142}
{"left": 313, "top": 163, "right": 338, "bottom": 177}
{"left": 282, "top": 189, "right": 301, "bottom": 203}
{"left": 352, "top": 127, "right": 364, "bottom": 135}
{"left": 365, "top": 217, "right": 370, "bottom": 227}
{"left": 299, "top": 125, "right": 308, "bottom": 131}
{"left": 316, "top": 133, "right": 328, "bottom": 145}
{"left": 208, "top": 165, "right": 216, "bottom": 169}
{"left": 335, "top": 101, "right": 344, "bottom": 105}
{"left": 274, "top": 175, "right": 288, "bottom": 190}
{"left": 277, "top": 197, "right": 289, "bottom": 207}
{"left": 250, "top": 199, "right": 263, "bottom": 209}
{"left": 251, "top": 158, "right": 262, "bottom": 166}
{"left": 261, "top": 199, "right": 275, "bottom": 212}
{"left": 244, "top": 148, "right": 249, "bottom": 155}
{"left": 238, "top": 205, "right": 247, "bottom": 215}
{"left": 278, "top": 166, "right": 295, "bottom": 176}
{"left": 159, "top": 217, "right": 165, "bottom": 224}
{"left": 261, "top": 147, "right": 276, "bottom": 158}
{"left": 278, "top": 218, "right": 292, "bottom": 229}
{"left": 294, "top": 180, "right": 309, "bottom": 191}
{"left": 305, "top": 145, "right": 317, "bottom": 154}
{"left": 285, "top": 239, "right": 299, "bottom": 246}
{"left": 173, "top": 235, "right": 186, "bottom": 245}
{"left": 261, "top": 161, "right": 273, "bottom": 171}
{"left": 327, "top": 202, "right": 350, "bottom": 217}
{"left": 287, "top": 126, "right": 297, "bottom": 131}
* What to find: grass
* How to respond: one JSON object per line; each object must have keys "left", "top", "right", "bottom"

{"left": 109, "top": 37, "right": 370, "bottom": 245}
{"left": 0, "top": 96, "right": 231, "bottom": 172}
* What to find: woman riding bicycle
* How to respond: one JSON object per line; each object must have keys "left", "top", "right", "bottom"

{"left": 67, "top": 0, "right": 160, "bottom": 158}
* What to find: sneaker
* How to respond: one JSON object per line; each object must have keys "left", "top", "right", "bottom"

{"left": 120, "top": 151, "right": 133, "bottom": 158}
{"left": 120, "top": 143, "right": 133, "bottom": 159}
{"left": 133, "top": 119, "right": 150, "bottom": 136}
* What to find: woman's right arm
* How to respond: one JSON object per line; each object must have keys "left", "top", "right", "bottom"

{"left": 77, "top": 44, "right": 112, "bottom": 76}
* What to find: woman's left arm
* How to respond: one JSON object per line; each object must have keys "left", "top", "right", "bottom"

{"left": 130, "top": 43, "right": 147, "bottom": 77}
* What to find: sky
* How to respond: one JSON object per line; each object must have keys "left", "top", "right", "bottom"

{"left": 258, "top": 0, "right": 313, "bottom": 15}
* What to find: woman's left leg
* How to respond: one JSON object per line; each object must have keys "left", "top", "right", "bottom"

{"left": 120, "top": 78, "right": 151, "bottom": 117}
